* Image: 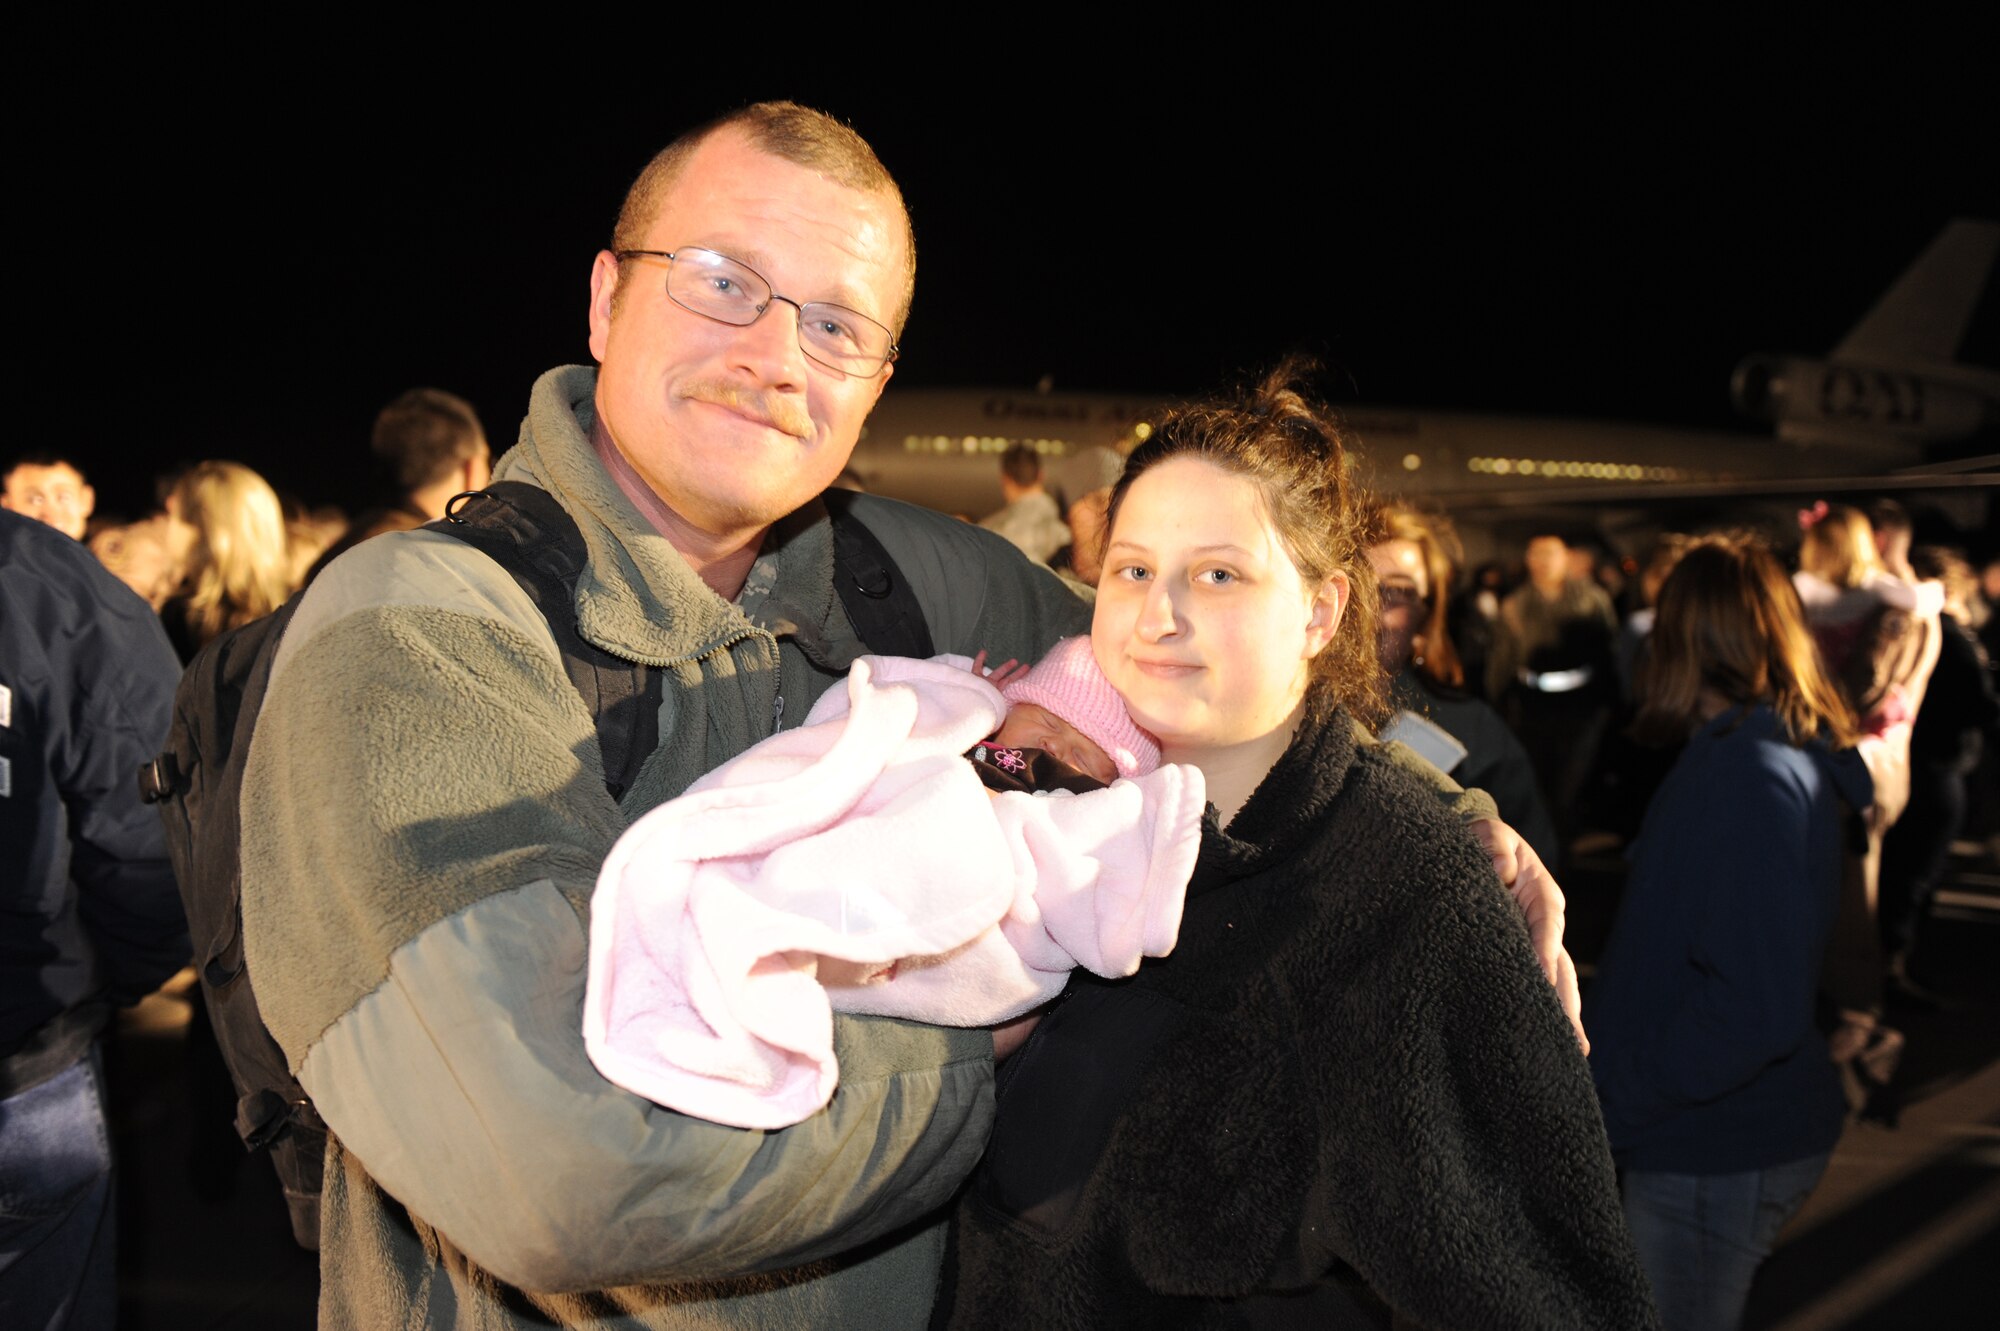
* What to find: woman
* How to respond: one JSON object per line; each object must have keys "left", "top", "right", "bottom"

{"left": 1590, "top": 535, "right": 1871, "bottom": 1331}
{"left": 1366, "top": 501, "right": 1560, "bottom": 867}
{"left": 1793, "top": 501, "right": 1942, "bottom": 732}
{"left": 159, "top": 460, "right": 292, "bottom": 661}
{"left": 1794, "top": 500, "right": 1940, "bottom": 1033}
{"left": 942, "top": 368, "right": 1654, "bottom": 1328}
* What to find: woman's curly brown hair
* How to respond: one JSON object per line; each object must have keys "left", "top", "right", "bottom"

{"left": 1105, "top": 357, "right": 1387, "bottom": 731}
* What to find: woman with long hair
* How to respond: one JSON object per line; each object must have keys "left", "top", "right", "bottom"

{"left": 1366, "top": 501, "right": 1560, "bottom": 867}
{"left": 1591, "top": 534, "right": 1871, "bottom": 1331}
{"left": 160, "top": 460, "right": 292, "bottom": 660}
{"left": 1794, "top": 501, "right": 1942, "bottom": 730}
{"left": 941, "top": 366, "right": 1654, "bottom": 1329}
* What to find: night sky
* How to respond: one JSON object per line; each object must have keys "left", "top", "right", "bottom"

{"left": 21, "top": 44, "right": 1996, "bottom": 523}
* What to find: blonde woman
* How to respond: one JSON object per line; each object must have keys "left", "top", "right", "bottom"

{"left": 160, "top": 461, "right": 292, "bottom": 661}
{"left": 1794, "top": 501, "right": 1943, "bottom": 1039}
{"left": 1794, "top": 502, "right": 1943, "bottom": 729}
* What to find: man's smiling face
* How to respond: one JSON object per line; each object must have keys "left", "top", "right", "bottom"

{"left": 586, "top": 128, "right": 906, "bottom": 540}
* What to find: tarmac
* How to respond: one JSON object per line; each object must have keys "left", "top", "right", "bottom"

{"left": 107, "top": 838, "right": 1998, "bottom": 1329}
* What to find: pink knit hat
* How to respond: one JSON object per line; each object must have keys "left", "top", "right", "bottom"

{"left": 1000, "top": 636, "right": 1161, "bottom": 778}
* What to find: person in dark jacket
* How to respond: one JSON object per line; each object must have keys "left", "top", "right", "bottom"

{"left": 1591, "top": 534, "right": 1871, "bottom": 1331}
{"left": 1365, "top": 501, "right": 1560, "bottom": 868}
{"left": 942, "top": 366, "right": 1653, "bottom": 1329}
{"left": 0, "top": 510, "right": 190, "bottom": 1328}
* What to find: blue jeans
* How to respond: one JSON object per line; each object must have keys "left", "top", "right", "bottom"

{"left": 1621, "top": 1152, "right": 1831, "bottom": 1331}
{"left": 0, "top": 1055, "right": 116, "bottom": 1331}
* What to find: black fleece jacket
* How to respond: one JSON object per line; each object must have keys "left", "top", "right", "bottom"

{"left": 941, "top": 709, "right": 1657, "bottom": 1330}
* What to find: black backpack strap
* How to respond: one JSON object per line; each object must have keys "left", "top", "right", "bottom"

{"left": 426, "top": 484, "right": 931, "bottom": 798}
{"left": 823, "top": 487, "right": 934, "bottom": 660}
{"left": 429, "top": 484, "right": 661, "bottom": 802}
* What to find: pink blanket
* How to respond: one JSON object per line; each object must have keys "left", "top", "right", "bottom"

{"left": 582, "top": 655, "right": 1205, "bottom": 1129}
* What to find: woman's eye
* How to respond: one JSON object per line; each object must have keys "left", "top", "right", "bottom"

{"left": 1118, "top": 565, "right": 1152, "bottom": 582}
{"left": 1199, "top": 568, "right": 1236, "bottom": 586}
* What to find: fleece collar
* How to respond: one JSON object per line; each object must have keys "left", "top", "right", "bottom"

{"left": 1188, "top": 709, "right": 1359, "bottom": 898}
{"left": 491, "top": 366, "right": 841, "bottom": 667}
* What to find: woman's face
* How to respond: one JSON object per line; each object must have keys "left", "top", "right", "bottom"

{"left": 1092, "top": 456, "right": 1344, "bottom": 764}
{"left": 1368, "top": 538, "right": 1427, "bottom": 674}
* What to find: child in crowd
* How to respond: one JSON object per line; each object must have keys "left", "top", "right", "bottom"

{"left": 583, "top": 637, "right": 1203, "bottom": 1129}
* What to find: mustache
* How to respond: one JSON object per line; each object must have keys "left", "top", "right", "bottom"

{"left": 678, "top": 381, "right": 814, "bottom": 439}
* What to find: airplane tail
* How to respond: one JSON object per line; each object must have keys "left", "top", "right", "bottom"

{"left": 1833, "top": 218, "right": 1999, "bottom": 369}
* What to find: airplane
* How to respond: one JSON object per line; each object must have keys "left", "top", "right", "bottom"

{"left": 1732, "top": 219, "right": 1999, "bottom": 458}
{"left": 843, "top": 220, "right": 1998, "bottom": 559}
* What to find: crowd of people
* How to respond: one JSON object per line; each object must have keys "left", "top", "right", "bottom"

{"left": 5, "top": 99, "right": 1997, "bottom": 1331}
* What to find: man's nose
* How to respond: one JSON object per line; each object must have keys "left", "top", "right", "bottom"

{"left": 733, "top": 297, "right": 809, "bottom": 386}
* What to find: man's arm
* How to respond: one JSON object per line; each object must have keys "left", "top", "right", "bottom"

{"left": 64, "top": 603, "right": 189, "bottom": 1004}
{"left": 241, "top": 538, "right": 994, "bottom": 1292}
{"left": 1372, "top": 729, "right": 1583, "bottom": 1049}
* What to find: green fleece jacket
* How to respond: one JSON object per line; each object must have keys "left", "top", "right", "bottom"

{"left": 240, "top": 366, "right": 1093, "bottom": 1329}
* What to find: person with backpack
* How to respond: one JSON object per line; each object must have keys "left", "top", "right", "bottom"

{"left": 192, "top": 103, "right": 1574, "bottom": 1331}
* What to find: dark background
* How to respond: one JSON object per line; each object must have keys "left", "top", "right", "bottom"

{"left": 19, "top": 41, "right": 1997, "bottom": 523}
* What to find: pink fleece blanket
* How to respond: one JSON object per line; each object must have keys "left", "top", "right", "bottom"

{"left": 582, "top": 654, "right": 1205, "bottom": 1129}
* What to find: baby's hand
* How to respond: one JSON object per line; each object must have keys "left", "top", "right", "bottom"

{"left": 969, "top": 650, "right": 1033, "bottom": 691}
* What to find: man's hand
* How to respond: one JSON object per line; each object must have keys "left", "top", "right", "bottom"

{"left": 991, "top": 1009, "right": 1042, "bottom": 1060}
{"left": 969, "top": 649, "right": 1033, "bottom": 691}
{"left": 1469, "top": 819, "right": 1587, "bottom": 1055}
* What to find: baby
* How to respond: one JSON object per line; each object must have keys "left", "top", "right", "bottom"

{"left": 582, "top": 636, "right": 1203, "bottom": 1129}
{"left": 967, "top": 635, "right": 1160, "bottom": 794}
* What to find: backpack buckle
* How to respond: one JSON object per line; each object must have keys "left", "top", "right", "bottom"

{"left": 137, "top": 753, "right": 181, "bottom": 804}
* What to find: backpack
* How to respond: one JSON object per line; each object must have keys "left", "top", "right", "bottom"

{"left": 138, "top": 481, "right": 931, "bottom": 1250}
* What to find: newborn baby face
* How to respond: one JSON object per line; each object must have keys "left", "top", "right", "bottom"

{"left": 992, "top": 703, "right": 1119, "bottom": 785}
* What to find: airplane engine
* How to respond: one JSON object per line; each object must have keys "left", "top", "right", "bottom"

{"left": 1731, "top": 355, "right": 1997, "bottom": 447}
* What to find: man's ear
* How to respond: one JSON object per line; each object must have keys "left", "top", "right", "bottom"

{"left": 587, "top": 251, "right": 622, "bottom": 364}
{"left": 867, "top": 357, "right": 894, "bottom": 408}
{"left": 1305, "top": 572, "right": 1348, "bottom": 659}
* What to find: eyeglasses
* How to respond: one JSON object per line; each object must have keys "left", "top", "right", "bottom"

{"left": 1378, "top": 583, "right": 1425, "bottom": 610}
{"left": 615, "top": 247, "right": 900, "bottom": 377}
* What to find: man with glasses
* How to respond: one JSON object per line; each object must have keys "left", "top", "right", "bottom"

{"left": 238, "top": 103, "right": 1090, "bottom": 1329}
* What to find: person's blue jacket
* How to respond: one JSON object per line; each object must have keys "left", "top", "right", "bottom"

{"left": 1, "top": 511, "right": 188, "bottom": 1094}
{"left": 1589, "top": 703, "right": 1871, "bottom": 1174}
